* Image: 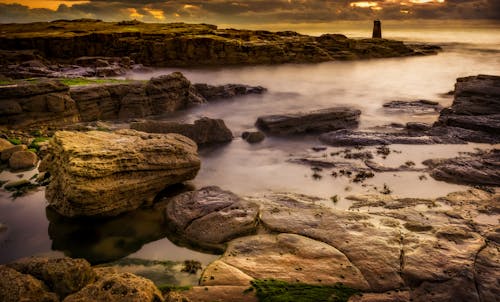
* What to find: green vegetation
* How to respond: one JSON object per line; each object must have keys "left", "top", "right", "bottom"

{"left": 28, "top": 137, "right": 49, "bottom": 151}
{"left": 0, "top": 80, "right": 14, "bottom": 85}
{"left": 58, "top": 78, "right": 135, "bottom": 86}
{"left": 249, "top": 279, "right": 360, "bottom": 302}
{"left": 7, "top": 138, "right": 22, "bottom": 145}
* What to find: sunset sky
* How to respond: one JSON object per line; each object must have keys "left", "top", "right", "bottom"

{"left": 0, "top": 0, "right": 498, "bottom": 24}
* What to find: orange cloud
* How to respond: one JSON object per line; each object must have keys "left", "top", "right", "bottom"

{"left": 0, "top": 0, "right": 89, "bottom": 10}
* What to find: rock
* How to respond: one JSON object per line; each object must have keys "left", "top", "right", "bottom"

{"left": 193, "top": 83, "right": 266, "bottom": 101}
{"left": 0, "top": 265, "right": 59, "bottom": 302}
{"left": 319, "top": 129, "right": 436, "bottom": 146}
{"left": 165, "top": 186, "right": 259, "bottom": 250}
{"left": 130, "top": 117, "right": 233, "bottom": 145}
{"left": 4, "top": 179, "right": 31, "bottom": 190}
{"left": 1, "top": 144, "right": 27, "bottom": 161}
{"left": 423, "top": 149, "right": 500, "bottom": 186}
{"left": 382, "top": 100, "right": 442, "bottom": 114}
{"left": 63, "top": 272, "right": 163, "bottom": 302}
{"left": 474, "top": 243, "right": 500, "bottom": 302}
{"left": 0, "top": 138, "right": 13, "bottom": 152}
{"left": 7, "top": 257, "right": 96, "bottom": 298}
{"left": 406, "top": 122, "right": 432, "bottom": 131}
{"left": 256, "top": 107, "right": 361, "bottom": 135}
{"left": 348, "top": 291, "right": 410, "bottom": 302}
{"left": 8, "top": 150, "right": 38, "bottom": 170}
{"left": 0, "top": 80, "right": 79, "bottom": 128}
{"left": 42, "top": 130, "right": 200, "bottom": 217}
{"left": 0, "top": 21, "right": 439, "bottom": 68}
{"left": 183, "top": 286, "right": 257, "bottom": 302}
{"left": 242, "top": 131, "right": 265, "bottom": 144}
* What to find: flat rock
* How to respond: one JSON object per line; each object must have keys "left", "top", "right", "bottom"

{"left": 194, "top": 83, "right": 266, "bottom": 101}
{"left": 256, "top": 107, "right": 361, "bottom": 135}
{"left": 41, "top": 130, "right": 200, "bottom": 217}
{"left": 424, "top": 149, "right": 500, "bottom": 186}
{"left": 383, "top": 100, "right": 442, "bottom": 114}
{"left": 319, "top": 129, "right": 436, "bottom": 146}
{"left": 0, "top": 265, "right": 59, "bottom": 302}
{"left": 63, "top": 272, "right": 163, "bottom": 302}
{"left": 7, "top": 257, "right": 96, "bottom": 298}
{"left": 130, "top": 117, "right": 233, "bottom": 145}
{"left": 8, "top": 150, "right": 38, "bottom": 170}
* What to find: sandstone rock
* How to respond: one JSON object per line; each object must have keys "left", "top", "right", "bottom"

{"left": 256, "top": 107, "right": 361, "bottom": 135}
{"left": 183, "top": 286, "right": 257, "bottom": 302}
{"left": 130, "top": 117, "right": 233, "bottom": 145}
{"left": 63, "top": 272, "right": 163, "bottom": 302}
{"left": 242, "top": 131, "right": 265, "bottom": 144}
{"left": 7, "top": 257, "right": 96, "bottom": 298}
{"left": 348, "top": 291, "right": 410, "bottom": 302}
{"left": 193, "top": 83, "right": 266, "bottom": 101}
{"left": 42, "top": 130, "right": 200, "bottom": 217}
{"left": 1, "top": 144, "right": 27, "bottom": 161}
{"left": 0, "top": 138, "right": 13, "bottom": 152}
{"left": 8, "top": 150, "right": 38, "bottom": 170}
{"left": 0, "top": 265, "right": 59, "bottom": 302}
{"left": 474, "top": 243, "right": 500, "bottom": 302}
{"left": 424, "top": 149, "right": 500, "bottom": 186}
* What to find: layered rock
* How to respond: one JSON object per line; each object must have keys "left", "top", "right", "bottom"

{"left": 319, "top": 129, "right": 436, "bottom": 146}
{"left": 130, "top": 117, "right": 233, "bottom": 145}
{"left": 70, "top": 72, "right": 206, "bottom": 122}
{"left": 0, "top": 80, "right": 79, "bottom": 128}
{"left": 0, "top": 20, "right": 440, "bottom": 68}
{"left": 256, "top": 107, "right": 361, "bottom": 135}
{"left": 382, "top": 100, "right": 442, "bottom": 114}
{"left": 41, "top": 130, "right": 200, "bottom": 217}
{"left": 193, "top": 83, "right": 266, "bottom": 101}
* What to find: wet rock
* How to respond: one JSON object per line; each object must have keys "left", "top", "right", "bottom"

{"left": 406, "top": 122, "right": 432, "bottom": 132}
{"left": 7, "top": 257, "right": 96, "bottom": 298}
{"left": 242, "top": 131, "right": 265, "bottom": 144}
{"left": 130, "top": 117, "right": 233, "bottom": 145}
{"left": 423, "top": 149, "right": 500, "bottom": 186}
{"left": 364, "top": 160, "right": 422, "bottom": 172}
{"left": 165, "top": 186, "right": 259, "bottom": 250}
{"left": 0, "top": 80, "right": 79, "bottom": 128}
{"left": 319, "top": 129, "right": 435, "bottom": 146}
{"left": 256, "top": 107, "right": 361, "bottom": 135}
{"left": 1, "top": 144, "right": 27, "bottom": 161}
{"left": 8, "top": 150, "right": 38, "bottom": 170}
{"left": 0, "top": 265, "right": 59, "bottom": 302}
{"left": 63, "top": 272, "right": 163, "bottom": 302}
{"left": 193, "top": 83, "right": 266, "bottom": 101}
{"left": 382, "top": 100, "right": 442, "bottom": 114}
{"left": 42, "top": 130, "right": 200, "bottom": 217}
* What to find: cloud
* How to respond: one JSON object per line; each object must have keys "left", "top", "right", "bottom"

{"left": 0, "top": 0, "right": 499, "bottom": 24}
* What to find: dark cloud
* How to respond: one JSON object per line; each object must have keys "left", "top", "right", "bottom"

{"left": 0, "top": 0, "right": 499, "bottom": 24}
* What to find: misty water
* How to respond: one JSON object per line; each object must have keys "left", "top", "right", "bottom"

{"left": 1, "top": 23, "right": 499, "bottom": 286}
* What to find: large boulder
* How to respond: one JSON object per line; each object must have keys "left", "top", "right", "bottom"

{"left": 7, "top": 257, "right": 96, "bottom": 298}
{"left": 256, "top": 107, "right": 361, "bottom": 135}
{"left": 130, "top": 117, "right": 233, "bottom": 145}
{"left": 41, "top": 130, "right": 200, "bottom": 217}
{"left": 0, "top": 265, "right": 59, "bottom": 302}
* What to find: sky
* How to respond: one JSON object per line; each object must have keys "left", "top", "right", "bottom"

{"left": 0, "top": 0, "right": 499, "bottom": 24}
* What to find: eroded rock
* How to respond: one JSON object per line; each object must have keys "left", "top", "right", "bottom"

{"left": 42, "top": 130, "right": 200, "bottom": 217}
{"left": 0, "top": 265, "right": 59, "bottom": 302}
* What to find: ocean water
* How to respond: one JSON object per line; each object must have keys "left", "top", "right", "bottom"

{"left": 1, "top": 22, "right": 499, "bottom": 285}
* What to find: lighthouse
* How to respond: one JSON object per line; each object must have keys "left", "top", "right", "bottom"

{"left": 372, "top": 20, "right": 382, "bottom": 38}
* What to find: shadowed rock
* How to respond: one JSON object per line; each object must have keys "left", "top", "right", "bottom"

{"left": 0, "top": 265, "right": 59, "bottom": 302}
{"left": 130, "top": 117, "right": 233, "bottom": 145}
{"left": 256, "top": 107, "right": 361, "bottom": 135}
{"left": 193, "top": 83, "right": 266, "bottom": 101}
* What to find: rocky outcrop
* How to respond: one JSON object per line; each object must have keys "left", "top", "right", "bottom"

{"left": 0, "top": 80, "right": 79, "bottom": 128}
{"left": 7, "top": 257, "right": 96, "bottom": 298}
{"left": 41, "top": 130, "right": 200, "bottom": 217}
{"left": 166, "top": 188, "right": 499, "bottom": 301}
{"left": 423, "top": 149, "right": 500, "bottom": 186}
{"left": 0, "top": 20, "right": 440, "bottom": 68}
{"left": 435, "top": 75, "right": 500, "bottom": 142}
{"left": 193, "top": 83, "right": 266, "bottom": 101}
{"left": 0, "top": 257, "right": 163, "bottom": 302}
{"left": 256, "top": 107, "right": 361, "bottom": 135}
{"left": 130, "top": 117, "right": 233, "bottom": 145}
{"left": 70, "top": 72, "right": 206, "bottom": 122}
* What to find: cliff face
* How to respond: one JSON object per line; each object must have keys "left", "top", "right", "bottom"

{"left": 0, "top": 20, "right": 440, "bottom": 67}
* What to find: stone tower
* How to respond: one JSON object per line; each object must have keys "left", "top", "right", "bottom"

{"left": 372, "top": 20, "right": 382, "bottom": 38}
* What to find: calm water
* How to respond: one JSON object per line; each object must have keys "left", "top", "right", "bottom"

{"left": 1, "top": 23, "right": 499, "bottom": 285}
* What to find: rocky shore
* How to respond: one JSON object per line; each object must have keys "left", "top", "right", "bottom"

{"left": 0, "top": 19, "right": 440, "bottom": 77}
